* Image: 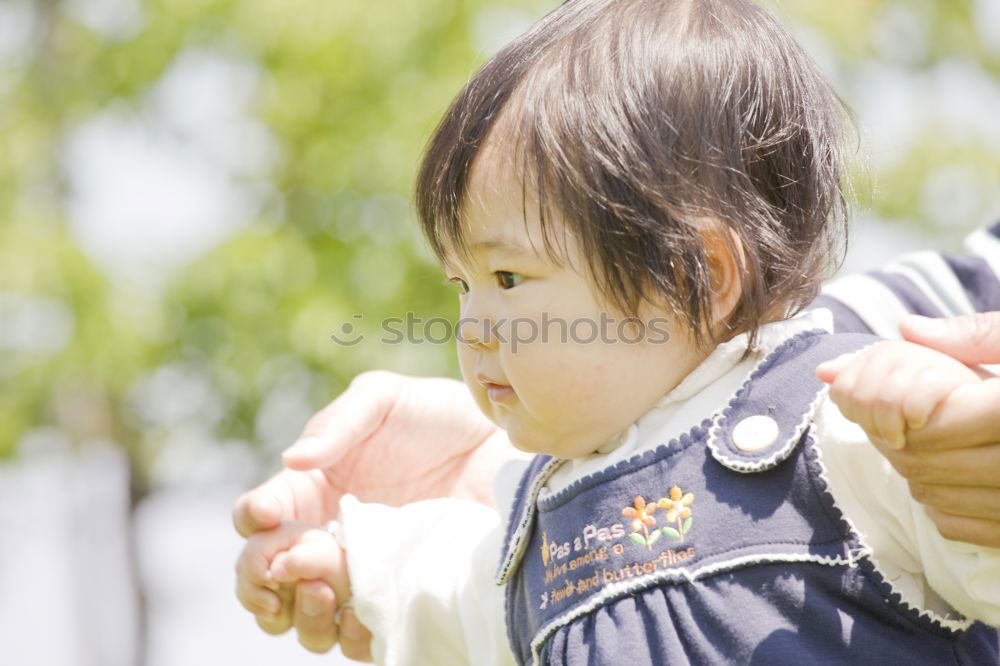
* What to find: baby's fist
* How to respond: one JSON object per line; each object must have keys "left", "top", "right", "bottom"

{"left": 817, "top": 340, "right": 981, "bottom": 450}
{"left": 269, "top": 526, "right": 365, "bottom": 657}
{"left": 270, "top": 526, "right": 351, "bottom": 603}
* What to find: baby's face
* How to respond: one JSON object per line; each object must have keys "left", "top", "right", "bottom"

{"left": 444, "top": 162, "right": 709, "bottom": 459}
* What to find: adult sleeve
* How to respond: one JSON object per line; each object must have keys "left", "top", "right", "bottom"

{"left": 812, "top": 220, "right": 1000, "bottom": 336}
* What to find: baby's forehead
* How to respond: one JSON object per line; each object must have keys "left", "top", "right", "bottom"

{"left": 465, "top": 131, "right": 524, "bottom": 199}
{"left": 441, "top": 213, "right": 544, "bottom": 265}
{"left": 443, "top": 190, "right": 578, "bottom": 272}
{"left": 440, "top": 113, "right": 586, "bottom": 274}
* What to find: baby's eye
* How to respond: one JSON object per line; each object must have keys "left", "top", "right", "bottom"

{"left": 448, "top": 277, "right": 469, "bottom": 294}
{"left": 495, "top": 271, "right": 524, "bottom": 290}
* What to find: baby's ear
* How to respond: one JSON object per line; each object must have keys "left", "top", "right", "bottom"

{"left": 701, "top": 225, "right": 745, "bottom": 328}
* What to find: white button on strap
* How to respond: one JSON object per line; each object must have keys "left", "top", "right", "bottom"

{"left": 732, "top": 415, "right": 779, "bottom": 452}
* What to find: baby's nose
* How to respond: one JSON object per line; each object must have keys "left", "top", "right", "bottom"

{"left": 457, "top": 316, "right": 499, "bottom": 350}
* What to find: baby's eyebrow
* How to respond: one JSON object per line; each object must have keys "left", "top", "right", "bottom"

{"left": 441, "top": 236, "right": 541, "bottom": 274}
{"left": 469, "top": 237, "right": 537, "bottom": 257}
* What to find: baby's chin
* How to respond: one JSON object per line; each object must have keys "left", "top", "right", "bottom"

{"left": 501, "top": 422, "right": 547, "bottom": 455}
{"left": 505, "top": 427, "right": 603, "bottom": 460}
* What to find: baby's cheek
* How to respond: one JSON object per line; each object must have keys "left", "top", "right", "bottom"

{"left": 524, "top": 354, "right": 608, "bottom": 418}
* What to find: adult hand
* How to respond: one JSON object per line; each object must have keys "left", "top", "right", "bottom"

{"left": 895, "top": 313, "right": 1000, "bottom": 547}
{"left": 819, "top": 312, "right": 1000, "bottom": 548}
{"left": 233, "top": 370, "right": 517, "bottom": 538}
{"left": 233, "top": 371, "right": 522, "bottom": 653}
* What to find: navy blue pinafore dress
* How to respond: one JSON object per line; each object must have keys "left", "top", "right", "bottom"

{"left": 496, "top": 330, "right": 1000, "bottom": 665}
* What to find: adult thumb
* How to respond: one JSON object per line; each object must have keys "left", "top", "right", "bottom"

{"left": 282, "top": 375, "right": 394, "bottom": 470}
{"left": 232, "top": 486, "right": 284, "bottom": 537}
{"left": 900, "top": 312, "right": 1000, "bottom": 365}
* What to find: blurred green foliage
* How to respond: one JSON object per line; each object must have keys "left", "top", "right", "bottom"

{"left": 1, "top": 0, "right": 998, "bottom": 489}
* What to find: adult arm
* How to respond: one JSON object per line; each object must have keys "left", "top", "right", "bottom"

{"left": 813, "top": 222, "right": 1000, "bottom": 338}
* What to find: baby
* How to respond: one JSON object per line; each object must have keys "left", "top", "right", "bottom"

{"left": 239, "top": 0, "right": 1000, "bottom": 663}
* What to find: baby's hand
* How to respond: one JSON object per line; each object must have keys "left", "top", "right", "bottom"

{"left": 817, "top": 340, "right": 982, "bottom": 450}
{"left": 235, "top": 520, "right": 354, "bottom": 652}
{"left": 269, "top": 525, "right": 351, "bottom": 613}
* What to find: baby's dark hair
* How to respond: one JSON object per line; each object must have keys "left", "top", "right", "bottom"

{"left": 416, "top": 0, "right": 852, "bottom": 348}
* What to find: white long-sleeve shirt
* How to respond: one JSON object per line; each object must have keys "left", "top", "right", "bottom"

{"left": 335, "top": 307, "right": 1000, "bottom": 665}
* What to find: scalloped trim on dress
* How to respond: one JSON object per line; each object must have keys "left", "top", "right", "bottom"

{"left": 496, "top": 456, "right": 564, "bottom": 585}
{"left": 802, "top": 426, "right": 975, "bottom": 635}
{"left": 536, "top": 420, "right": 713, "bottom": 512}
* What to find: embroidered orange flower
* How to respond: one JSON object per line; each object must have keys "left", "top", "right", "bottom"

{"left": 622, "top": 496, "right": 656, "bottom": 530}
{"left": 622, "top": 496, "right": 659, "bottom": 549}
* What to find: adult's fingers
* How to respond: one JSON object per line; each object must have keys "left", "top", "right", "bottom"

{"left": 255, "top": 585, "right": 295, "bottom": 635}
{"left": 880, "top": 440, "right": 1000, "bottom": 487}
{"left": 236, "top": 576, "right": 281, "bottom": 620}
{"left": 924, "top": 507, "right": 1000, "bottom": 549}
{"left": 293, "top": 580, "right": 339, "bottom": 653}
{"left": 282, "top": 370, "right": 397, "bottom": 471}
{"left": 908, "top": 482, "right": 1000, "bottom": 521}
{"left": 233, "top": 472, "right": 310, "bottom": 538}
{"left": 338, "top": 607, "right": 374, "bottom": 662}
{"left": 904, "top": 380, "right": 1000, "bottom": 451}
{"left": 233, "top": 485, "right": 285, "bottom": 538}
{"left": 233, "top": 470, "right": 341, "bottom": 538}
{"left": 900, "top": 313, "right": 1000, "bottom": 365}
{"left": 234, "top": 538, "right": 278, "bottom": 593}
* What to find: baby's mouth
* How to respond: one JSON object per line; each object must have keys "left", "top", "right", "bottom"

{"left": 485, "top": 382, "right": 515, "bottom": 403}
{"left": 476, "top": 373, "right": 515, "bottom": 403}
